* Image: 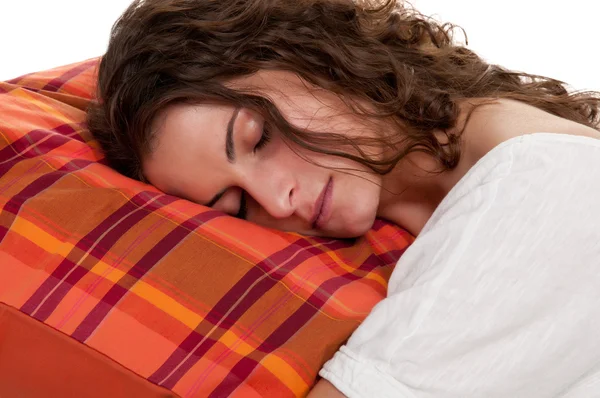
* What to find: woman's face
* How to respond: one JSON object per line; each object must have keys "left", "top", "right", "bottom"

{"left": 143, "top": 70, "right": 384, "bottom": 238}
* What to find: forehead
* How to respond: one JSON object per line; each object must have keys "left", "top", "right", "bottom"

{"left": 152, "top": 103, "right": 230, "bottom": 153}
{"left": 228, "top": 70, "right": 346, "bottom": 116}
{"left": 143, "top": 103, "right": 233, "bottom": 197}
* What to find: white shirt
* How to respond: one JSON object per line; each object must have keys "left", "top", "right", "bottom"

{"left": 320, "top": 133, "right": 600, "bottom": 398}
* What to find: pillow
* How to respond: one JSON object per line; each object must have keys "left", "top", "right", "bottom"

{"left": 0, "top": 59, "right": 413, "bottom": 397}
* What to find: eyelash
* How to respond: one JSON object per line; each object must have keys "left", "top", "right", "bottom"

{"left": 235, "top": 120, "right": 270, "bottom": 219}
{"left": 253, "top": 121, "right": 272, "bottom": 152}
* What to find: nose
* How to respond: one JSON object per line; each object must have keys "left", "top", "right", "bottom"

{"left": 244, "top": 166, "right": 295, "bottom": 219}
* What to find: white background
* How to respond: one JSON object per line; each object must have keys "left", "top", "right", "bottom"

{"left": 0, "top": 0, "right": 598, "bottom": 91}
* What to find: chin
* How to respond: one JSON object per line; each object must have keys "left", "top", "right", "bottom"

{"left": 326, "top": 213, "right": 376, "bottom": 239}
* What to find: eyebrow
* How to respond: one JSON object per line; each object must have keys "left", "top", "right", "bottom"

{"left": 226, "top": 107, "right": 241, "bottom": 163}
{"left": 206, "top": 107, "right": 240, "bottom": 207}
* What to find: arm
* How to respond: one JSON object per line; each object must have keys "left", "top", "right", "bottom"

{"left": 307, "top": 379, "right": 346, "bottom": 398}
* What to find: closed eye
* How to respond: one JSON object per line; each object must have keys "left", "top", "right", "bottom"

{"left": 253, "top": 121, "right": 271, "bottom": 152}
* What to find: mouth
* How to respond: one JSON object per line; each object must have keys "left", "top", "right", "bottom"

{"left": 311, "top": 177, "right": 333, "bottom": 230}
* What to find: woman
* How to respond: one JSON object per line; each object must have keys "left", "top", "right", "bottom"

{"left": 87, "top": 0, "right": 600, "bottom": 396}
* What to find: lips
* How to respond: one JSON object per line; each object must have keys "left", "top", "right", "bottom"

{"left": 311, "top": 177, "right": 333, "bottom": 230}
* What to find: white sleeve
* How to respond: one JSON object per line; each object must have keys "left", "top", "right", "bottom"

{"left": 319, "top": 134, "right": 600, "bottom": 398}
{"left": 320, "top": 345, "right": 417, "bottom": 398}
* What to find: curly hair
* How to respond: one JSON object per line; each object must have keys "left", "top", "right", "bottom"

{"left": 87, "top": 0, "right": 600, "bottom": 181}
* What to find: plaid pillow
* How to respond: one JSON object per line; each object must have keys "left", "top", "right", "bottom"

{"left": 0, "top": 59, "right": 413, "bottom": 397}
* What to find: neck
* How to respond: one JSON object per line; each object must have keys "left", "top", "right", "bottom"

{"left": 377, "top": 151, "right": 469, "bottom": 236}
{"left": 376, "top": 98, "right": 495, "bottom": 236}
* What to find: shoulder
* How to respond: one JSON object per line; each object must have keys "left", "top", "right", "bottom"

{"left": 459, "top": 98, "right": 600, "bottom": 162}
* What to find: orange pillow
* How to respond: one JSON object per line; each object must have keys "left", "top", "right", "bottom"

{"left": 0, "top": 59, "right": 413, "bottom": 397}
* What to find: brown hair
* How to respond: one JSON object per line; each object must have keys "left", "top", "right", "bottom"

{"left": 87, "top": 0, "right": 600, "bottom": 181}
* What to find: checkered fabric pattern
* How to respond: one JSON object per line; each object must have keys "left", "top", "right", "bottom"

{"left": 0, "top": 59, "right": 413, "bottom": 397}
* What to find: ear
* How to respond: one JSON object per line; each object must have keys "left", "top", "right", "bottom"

{"left": 433, "top": 130, "right": 451, "bottom": 146}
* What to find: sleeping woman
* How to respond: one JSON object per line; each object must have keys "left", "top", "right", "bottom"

{"left": 87, "top": 0, "right": 600, "bottom": 396}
